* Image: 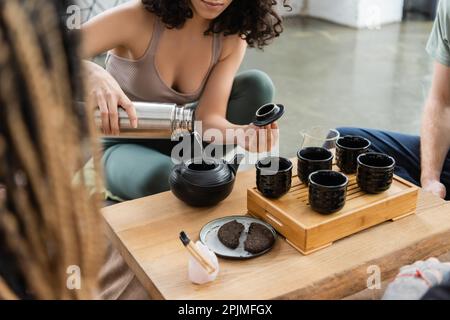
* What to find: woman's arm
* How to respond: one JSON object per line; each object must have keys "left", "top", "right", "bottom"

{"left": 195, "top": 37, "right": 278, "bottom": 152}
{"left": 80, "top": 1, "right": 150, "bottom": 134}
{"left": 80, "top": 0, "right": 148, "bottom": 59}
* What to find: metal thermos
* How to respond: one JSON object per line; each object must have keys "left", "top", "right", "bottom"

{"left": 92, "top": 102, "right": 195, "bottom": 140}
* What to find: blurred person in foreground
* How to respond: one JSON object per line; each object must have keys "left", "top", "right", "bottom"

{"left": 0, "top": 0, "right": 145, "bottom": 300}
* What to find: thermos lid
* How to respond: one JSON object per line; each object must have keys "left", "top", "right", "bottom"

{"left": 253, "top": 103, "right": 285, "bottom": 127}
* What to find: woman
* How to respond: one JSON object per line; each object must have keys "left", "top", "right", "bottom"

{"left": 0, "top": 0, "right": 104, "bottom": 299}
{"left": 81, "top": 0, "right": 288, "bottom": 200}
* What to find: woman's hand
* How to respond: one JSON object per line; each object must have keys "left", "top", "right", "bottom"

{"left": 238, "top": 122, "right": 279, "bottom": 153}
{"left": 84, "top": 61, "right": 137, "bottom": 135}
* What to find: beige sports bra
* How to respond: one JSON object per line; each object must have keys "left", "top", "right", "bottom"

{"left": 105, "top": 17, "right": 222, "bottom": 105}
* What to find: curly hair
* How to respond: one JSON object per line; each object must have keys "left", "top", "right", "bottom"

{"left": 142, "top": 0, "right": 291, "bottom": 49}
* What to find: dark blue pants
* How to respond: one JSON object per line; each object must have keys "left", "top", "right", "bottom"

{"left": 336, "top": 127, "right": 450, "bottom": 200}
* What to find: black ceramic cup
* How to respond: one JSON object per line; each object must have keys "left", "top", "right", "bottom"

{"left": 256, "top": 157, "right": 293, "bottom": 198}
{"left": 309, "top": 170, "right": 348, "bottom": 215}
{"left": 357, "top": 152, "right": 395, "bottom": 194}
{"left": 297, "top": 147, "right": 334, "bottom": 185}
{"left": 336, "top": 136, "right": 372, "bottom": 174}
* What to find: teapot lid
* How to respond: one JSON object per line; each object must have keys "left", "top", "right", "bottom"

{"left": 178, "top": 158, "right": 233, "bottom": 187}
{"left": 253, "top": 103, "right": 284, "bottom": 127}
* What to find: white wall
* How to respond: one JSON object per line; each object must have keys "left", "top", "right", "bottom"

{"left": 307, "top": 0, "right": 404, "bottom": 28}
{"left": 308, "top": 0, "right": 359, "bottom": 27}
{"left": 358, "top": 0, "right": 404, "bottom": 28}
{"left": 277, "top": 0, "right": 305, "bottom": 16}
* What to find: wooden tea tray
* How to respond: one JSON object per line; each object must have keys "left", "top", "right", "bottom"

{"left": 247, "top": 171, "right": 419, "bottom": 255}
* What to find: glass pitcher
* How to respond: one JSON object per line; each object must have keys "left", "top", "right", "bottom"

{"left": 299, "top": 126, "right": 340, "bottom": 155}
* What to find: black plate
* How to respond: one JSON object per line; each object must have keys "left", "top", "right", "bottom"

{"left": 199, "top": 215, "right": 277, "bottom": 260}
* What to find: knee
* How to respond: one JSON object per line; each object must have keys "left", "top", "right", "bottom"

{"left": 102, "top": 144, "right": 122, "bottom": 171}
{"left": 135, "top": 159, "right": 173, "bottom": 197}
{"left": 228, "top": 70, "right": 275, "bottom": 124}
{"left": 336, "top": 127, "right": 364, "bottom": 137}
{"left": 236, "top": 69, "right": 275, "bottom": 105}
{"left": 102, "top": 144, "right": 174, "bottom": 200}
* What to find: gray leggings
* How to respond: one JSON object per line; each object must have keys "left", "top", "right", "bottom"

{"left": 102, "top": 70, "right": 275, "bottom": 200}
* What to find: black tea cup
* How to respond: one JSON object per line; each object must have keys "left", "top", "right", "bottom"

{"left": 297, "top": 147, "right": 333, "bottom": 185}
{"left": 309, "top": 170, "right": 348, "bottom": 215}
{"left": 357, "top": 153, "right": 395, "bottom": 194}
{"left": 256, "top": 157, "right": 293, "bottom": 199}
{"left": 336, "top": 136, "right": 371, "bottom": 174}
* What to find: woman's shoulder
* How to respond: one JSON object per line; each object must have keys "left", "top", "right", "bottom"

{"left": 219, "top": 34, "right": 247, "bottom": 61}
{"left": 99, "top": 0, "right": 155, "bottom": 31}
{"left": 108, "top": 1, "right": 157, "bottom": 51}
{"left": 123, "top": 1, "right": 156, "bottom": 28}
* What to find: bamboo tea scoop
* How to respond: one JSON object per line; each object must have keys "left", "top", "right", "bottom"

{"left": 179, "top": 231, "right": 216, "bottom": 275}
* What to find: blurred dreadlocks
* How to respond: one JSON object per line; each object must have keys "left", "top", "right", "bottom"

{"left": 0, "top": 0, "right": 104, "bottom": 299}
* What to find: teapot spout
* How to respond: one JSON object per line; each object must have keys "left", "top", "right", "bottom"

{"left": 228, "top": 154, "right": 245, "bottom": 175}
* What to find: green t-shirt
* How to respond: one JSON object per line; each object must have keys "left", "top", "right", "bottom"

{"left": 427, "top": 0, "right": 450, "bottom": 66}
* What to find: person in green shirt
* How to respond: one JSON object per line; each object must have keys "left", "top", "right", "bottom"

{"left": 338, "top": 0, "right": 450, "bottom": 201}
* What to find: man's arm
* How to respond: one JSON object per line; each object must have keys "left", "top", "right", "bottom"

{"left": 420, "top": 62, "right": 450, "bottom": 199}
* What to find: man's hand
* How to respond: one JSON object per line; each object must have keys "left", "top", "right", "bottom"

{"left": 383, "top": 258, "right": 450, "bottom": 300}
{"left": 422, "top": 178, "right": 447, "bottom": 199}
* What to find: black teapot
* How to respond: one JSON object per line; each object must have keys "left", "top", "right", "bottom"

{"left": 169, "top": 154, "right": 244, "bottom": 207}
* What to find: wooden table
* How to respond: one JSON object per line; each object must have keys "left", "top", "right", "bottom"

{"left": 102, "top": 166, "right": 450, "bottom": 300}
